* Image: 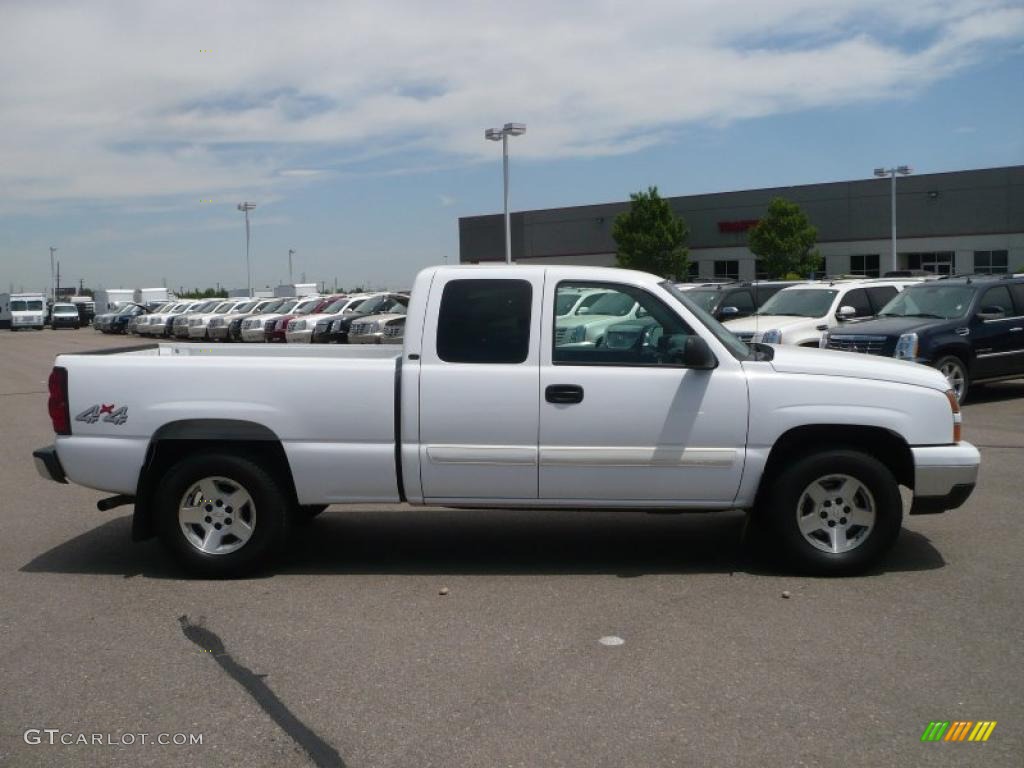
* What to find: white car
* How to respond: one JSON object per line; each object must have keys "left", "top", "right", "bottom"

{"left": 555, "top": 288, "right": 614, "bottom": 318}
{"left": 285, "top": 295, "right": 366, "bottom": 344}
{"left": 554, "top": 290, "right": 640, "bottom": 346}
{"left": 138, "top": 302, "right": 195, "bottom": 337}
{"left": 170, "top": 300, "right": 223, "bottom": 339}
{"left": 187, "top": 300, "right": 247, "bottom": 340}
{"left": 239, "top": 298, "right": 301, "bottom": 342}
{"left": 35, "top": 265, "right": 979, "bottom": 578}
{"left": 723, "top": 279, "right": 921, "bottom": 347}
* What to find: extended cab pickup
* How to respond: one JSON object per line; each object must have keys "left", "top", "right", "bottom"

{"left": 34, "top": 266, "right": 980, "bottom": 576}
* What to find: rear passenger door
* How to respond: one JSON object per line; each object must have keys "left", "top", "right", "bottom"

{"left": 973, "top": 285, "right": 1021, "bottom": 379}
{"left": 417, "top": 274, "right": 542, "bottom": 501}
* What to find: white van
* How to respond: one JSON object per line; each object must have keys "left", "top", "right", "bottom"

{"left": 2, "top": 293, "right": 47, "bottom": 331}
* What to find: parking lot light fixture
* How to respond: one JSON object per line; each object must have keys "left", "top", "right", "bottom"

{"left": 237, "top": 202, "right": 256, "bottom": 297}
{"left": 485, "top": 122, "right": 526, "bottom": 264}
{"left": 873, "top": 166, "right": 912, "bottom": 273}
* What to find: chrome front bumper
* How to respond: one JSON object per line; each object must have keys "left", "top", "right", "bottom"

{"left": 910, "top": 441, "right": 980, "bottom": 514}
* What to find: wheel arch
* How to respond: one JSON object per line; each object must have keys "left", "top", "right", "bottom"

{"left": 755, "top": 424, "right": 914, "bottom": 507}
{"left": 131, "top": 419, "right": 298, "bottom": 541}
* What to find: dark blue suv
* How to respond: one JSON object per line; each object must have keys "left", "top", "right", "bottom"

{"left": 823, "top": 275, "right": 1024, "bottom": 403}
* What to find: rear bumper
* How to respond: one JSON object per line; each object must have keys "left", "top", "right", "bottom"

{"left": 909, "top": 441, "right": 980, "bottom": 515}
{"left": 33, "top": 445, "right": 68, "bottom": 484}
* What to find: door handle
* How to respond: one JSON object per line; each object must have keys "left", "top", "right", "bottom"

{"left": 545, "top": 384, "right": 584, "bottom": 404}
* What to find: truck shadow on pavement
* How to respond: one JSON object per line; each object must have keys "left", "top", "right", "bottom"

{"left": 965, "top": 381, "right": 1024, "bottom": 404}
{"left": 21, "top": 507, "right": 945, "bottom": 579}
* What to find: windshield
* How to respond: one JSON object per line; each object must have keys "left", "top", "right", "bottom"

{"left": 294, "top": 299, "right": 321, "bottom": 314}
{"left": 10, "top": 300, "right": 26, "bottom": 311}
{"left": 354, "top": 295, "right": 392, "bottom": 314}
{"left": 117, "top": 304, "right": 141, "bottom": 315}
{"left": 212, "top": 302, "right": 234, "bottom": 313}
{"left": 878, "top": 285, "right": 975, "bottom": 319}
{"left": 555, "top": 293, "right": 580, "bottom": 315}
{"left": 255, "top": 300, "right": 283, "bottom": 313}
{"left": 54, "top": 305, "right": 78, "bottom": 314}
{"left": 233, "top": 300, "right": 259, "bottom": 313}
{"left": 322, "top": 296, "right": 352, "bottom": 313}
{"left": 586, "top": 292, "right": 636, "bottom": 316}
{"left": 661, "top": 282, "right": 751, "bottom": 360}
{"left": 684, "top": 289, "right": 723, "bottom": 313}
{"left": 757, "top": 288, "right": 837, "bottom": 318}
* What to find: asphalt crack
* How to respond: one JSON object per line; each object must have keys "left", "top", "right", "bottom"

{"left": 178, "top": 615, "right": 345, "bottom": 768}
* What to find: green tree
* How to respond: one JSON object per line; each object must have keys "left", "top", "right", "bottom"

{"left": 612, "top": 186, "right": 690, "bottom": 279}
{"left": 748, "top": 198, "right": 824, "bottom": 279}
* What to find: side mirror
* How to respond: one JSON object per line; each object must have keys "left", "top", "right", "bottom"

{"left": 718, "top": 305, "right": 740, "bottom": 318}
{"left": 976, "top": 306, "right": 1006, "bottom": 321}
{"left": 680, "top": 335, "right": 717, "bottom": 369}
{"left": 836, "top": 305, "right": 857, "bottom": 320}
{"left": 576, "top": 306, "right": 590, "bottom": 315}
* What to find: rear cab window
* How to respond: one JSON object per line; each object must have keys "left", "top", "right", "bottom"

{"left": 436, "top": 279, "right": 533, "bottom": 364}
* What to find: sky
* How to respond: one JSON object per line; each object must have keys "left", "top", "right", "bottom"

{"left": 1, "top": 0, "right": 1022, "bottom": 294}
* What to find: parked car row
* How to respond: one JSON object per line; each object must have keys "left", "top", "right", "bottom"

{"left": 120, "top": 292, "right": 411, "bottom": 346}
{"left": 682, "top": 274, "right": 1024, "bottom": 403}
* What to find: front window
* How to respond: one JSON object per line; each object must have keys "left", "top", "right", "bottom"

{"left": 683, "top": 289, "right": 722, "bottom": 313}
{"left": 877, "top": 285, "right": 975, "bottom": 320}
{"left": 10, "top": 300, "right": 27, "bottom": 311}
{"left": 757, "top": 289, "right": 838, "bottom": 318}
{"left": 27, "top": 300, "right": 44, "bottom": 311}
{"left": 584, "top": 291, "right": 636, "bottom": 317}
{"left": 661, "top": 282, "right": 751, "bottom": 360}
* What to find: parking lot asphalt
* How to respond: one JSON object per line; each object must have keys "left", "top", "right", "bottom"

{"left": 0, "top": 327, "right": 1021, "bottom": 767}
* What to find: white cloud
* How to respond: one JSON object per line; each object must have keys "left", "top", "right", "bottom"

{"left": 0, "top": 0, "right": 1021, "bottom": 206}
{"left": 439, "top": 194, "right": 456, "bottom": 207}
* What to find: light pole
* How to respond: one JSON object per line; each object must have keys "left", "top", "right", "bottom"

{"left": 288, "top": 249, "right": 295, "bottom": 284}
{"left": 873, "top": 166, "right": 912, "bottom": 273}
{"left": 49, "top": 247, "right": 57, "bottom": 300}
{"left": 485, "top": 122, "right": 526, "bottom": 264}
{"left": 237, "top": 202, "right": 256, "bottom": 296}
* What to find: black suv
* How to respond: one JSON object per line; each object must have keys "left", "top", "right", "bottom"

{"left": 680, "top": 281, "right": 791, "bottom": 321}
{"left": 823, "top": 275, "right": 1024, "bottom": 402}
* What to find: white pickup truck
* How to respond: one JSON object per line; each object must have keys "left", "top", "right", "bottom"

{"left": 34, "top": 266, "right": 980, "bottom": 577}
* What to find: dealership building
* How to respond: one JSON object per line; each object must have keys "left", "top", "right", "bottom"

{"left": 459, "top": 164, "right": 1024, "bottom": 280}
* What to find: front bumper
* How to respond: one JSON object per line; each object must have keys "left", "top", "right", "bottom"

{"left": 33, "top": 445, "right": 67, "bottom": 484}
{"left": 285, "top": 330, "right": 313, "bottom": 343}
{"left": 909, "top": 441, "right": 980, "bottom": 514}
{"left": 187, "top": 326, "right": 209, "bottom": 339}
{"left": 350, "top": 332, "right": 385, "bottom": 344}
{"left": 240, "top": 329, "right": 266, "bottom": 342}
{"left": 208, "top": 325, "right": 231, "bottom": 340}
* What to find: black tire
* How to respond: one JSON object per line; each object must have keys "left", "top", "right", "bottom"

{"left": 155, "top": 452, "right": 292, "bottom": 577}
{"left": 757, "top": 449, "right": 903, "bottom": 576}
{"left": 934, "top": 355, "right": 969, "bottom": 404}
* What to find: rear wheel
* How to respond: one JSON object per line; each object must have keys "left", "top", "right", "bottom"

{"left": 155, "top": 452, "right": 292, "bottom": 576}
{"left": 758, "top": 449, "right": 902, "bottom": 575}
{"left": 934, "top": 355, "right": 968, "bottom": 404}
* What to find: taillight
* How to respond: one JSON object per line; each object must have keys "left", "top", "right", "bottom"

{"left": 48, "top": 366, "right": 71, "bottom": 435}
{"left": 945, "top": 389, "right": 962, "bottom": 443}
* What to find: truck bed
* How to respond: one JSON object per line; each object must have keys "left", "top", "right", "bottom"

{"left": 53, "top": 342, "right": 404, "bottom": 504}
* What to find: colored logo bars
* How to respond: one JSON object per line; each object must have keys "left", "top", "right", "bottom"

{"left": 921, "top": 721, "right": 997, "bottom": 742}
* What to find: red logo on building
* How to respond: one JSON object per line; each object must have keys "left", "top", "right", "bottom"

{"left": 718, "top": 219, "right": 760, "bottom": 233}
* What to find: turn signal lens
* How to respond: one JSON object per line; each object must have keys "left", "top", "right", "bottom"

{"left": 945, "top": 389, "right": 962, "bottom": 442}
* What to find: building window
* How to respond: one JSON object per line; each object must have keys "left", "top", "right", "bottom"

{"left": 849, "top": 254, "right": 880, "bottom": 277}
{"left": 903, "top": 251, "right": 955, "bottom": 276}
{"left": 686, "top": 261, "right": 700, "bottom": 281}
{"left": 755, "top": 259, "right": 770, "bottom": 280}
{"left": 974, "top": 250, "right": 1008, "bottom": 274}
{"left": 714, "top": 260, "right": 739, "bottom": 281}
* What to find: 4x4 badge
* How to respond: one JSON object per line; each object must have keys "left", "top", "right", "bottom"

{"left": 76, "top": 404, "right": 128, "bottom": 426}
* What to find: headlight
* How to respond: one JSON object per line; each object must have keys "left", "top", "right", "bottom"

{"left": 760, "top": 328, "right": 782, "bottom": 344}
{"left": 570, "top": 325, "right": 587, "bottom": 343}
{"left": 292, "top": 320, "right": 306, "bottom": 331}
{"left": 894, "top": 332, "right": 918, "bottom": 360}
{"left": 316, "top": 319, "right": 330, "bottom": 329}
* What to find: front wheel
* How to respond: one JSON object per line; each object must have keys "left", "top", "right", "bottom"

{"left": 758, "top": 450, "right": 902, "bottom": 576}
{"left": 934, "top": 355, "right": 968, "bottom": 404}
{"left": 155, "top": 452, "right": 292, "bottom": 576}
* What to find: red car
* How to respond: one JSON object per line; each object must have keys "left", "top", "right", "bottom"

{"left": 265, "top": 295, "right": 340, "bottom": 342}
